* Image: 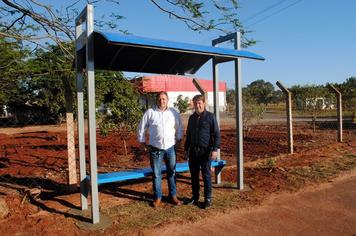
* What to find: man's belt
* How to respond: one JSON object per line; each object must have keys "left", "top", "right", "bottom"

{"left": 191, "top": 146, "right": 208, "bottom": 152}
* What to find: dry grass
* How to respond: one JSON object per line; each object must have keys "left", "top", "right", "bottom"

{"left": 99, "top": 149, "right": 356, "bottom": 234}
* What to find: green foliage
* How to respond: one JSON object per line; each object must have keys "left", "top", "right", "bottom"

{"left": 96, "top": 72, "right": 143, "bottom": 136}
{"left": 226, "top": 89, "right": 236, "bottom": 113}
{"left": 22, "top": 43, "right": 75, "bottom": 123}
{"left": 173, "top": 95, "right": 190, "bottom": 113}
{"left": 258, "top": 157, "right": 277, "bottom": 171}
{"left": 290, "top": 84, "right": 332, "bottom": 112}
{"left": 242, "top": 91, "right": 266, "bottom": 129}
{"left": 339, "top": 77, "right": 356, "bottom": 113}
{"left": 290, "top": 84, "right": 333, "bottom": 132}
{"left": 0, "top": 0, "right": 256, "bottom": 53}
{"left": 226, "top": 89, "right": 236, "bottom": 106}
{"left": 245, "top": 80, "right": 275, "bottom": 105}
{"left": 225, "top": 87, "right": 266, "bottom": 128}
{"left": 0, "top": 37, "right": 29, "bottom": 106}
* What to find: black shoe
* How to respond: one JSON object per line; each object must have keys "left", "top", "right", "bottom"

{"left": 184, "top": 197, "right": 199, "bottom": 205}
{"left": 204, "top": 198, "right": 211, "bottom": 209}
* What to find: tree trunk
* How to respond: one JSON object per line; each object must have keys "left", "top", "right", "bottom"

{"left": 123, "top": 139, "right": 127, "bottom": 156}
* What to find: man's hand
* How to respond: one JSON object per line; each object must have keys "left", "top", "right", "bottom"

{"left": 211, "top": 151, "right": 218, "bottom": 160}
{"left": 140, "top": 143, "right": 148, "bottom": 152}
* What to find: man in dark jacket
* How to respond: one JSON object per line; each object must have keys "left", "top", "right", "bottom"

{"left": 184, "top": 94, "right": 221, "bottom": 209}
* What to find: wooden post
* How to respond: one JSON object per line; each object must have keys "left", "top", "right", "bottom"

{"left": 328, "top": 84, "right": 343, "bottom": 142}
{"left": 63, "top": 78, "right": 77, "bottom": 186}
{"left": 192, "top": 78, "right": 208, "bottom": 108}
{"left": 276, "top": 81, "right": 294, "bottom": 154}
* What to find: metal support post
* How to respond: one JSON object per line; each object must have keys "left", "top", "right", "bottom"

{"left": 234, "top": 32, "right": 244, "bottom": 190}
{"left": 75, "top": 6, "right": 88, "bottom": 211}
{"left": 276, "top": 81, "right": 294, "bottom": 154}
{"left": 212, "top": 32, "right": 244, "bottom": 189}
{"left": 75, "top": 4, "right": 99, "bottom": 224}
{"left": 212, "top": 59, "right": 221, "bottom": 184}
{"left": 85, "top": 5, "right": 100, "bottom": 224}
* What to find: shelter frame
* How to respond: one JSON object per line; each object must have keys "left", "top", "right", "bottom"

{"left": 75, "top": 4, "right": 264, "bottom": 224}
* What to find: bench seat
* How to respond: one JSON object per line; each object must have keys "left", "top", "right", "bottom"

{"left": 90, "top": 160, "right": 226, "bottom": 185}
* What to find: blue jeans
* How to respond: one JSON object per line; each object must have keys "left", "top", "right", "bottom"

{"left": 149, "top": 145, "right": 177, "bottom": 200}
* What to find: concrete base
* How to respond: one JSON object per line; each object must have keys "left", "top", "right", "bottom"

{"left": 68, "top": 207, "right": 112, "bottom": 231}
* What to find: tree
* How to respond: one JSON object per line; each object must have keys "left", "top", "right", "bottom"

{"left": 290, "top": 84, "right": 331, "bottom": 132}
{"left": 225, "top": 88, "right": 265, "bottom": 130}
{"left": 339, "top": 77, "right": 356, "bottom": 121}
{"left": 0, "top": 37, "right": 28, "bottom": 108}
{"left": 0, "top": 0, "right": 256, "bottom": 55}
{"left": 21, "top": 42, "right": 75, "bottom": 123}
{"left": 245, "top": 80, "right": 275, "bottom": 105}
{"left": 96, "top": 71, "right": 143, "bottom": 134}
{"left": 242, "top": 88, "right": 266, "bottom": 132}
{"left": 0, "top": 0, "right": 256, "bottom": 127}
{"left": 226, "top": 89, "right": 236, "bottom": 113}
{"left": 270, "top": 90, "right": 284, "bottom": 104}
{"left": 174, "top": 95, "right": 190, "bottom": 113}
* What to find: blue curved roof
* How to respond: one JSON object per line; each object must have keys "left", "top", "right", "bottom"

{"left": 88, "top": 31, "right": 264, "bottom": 74}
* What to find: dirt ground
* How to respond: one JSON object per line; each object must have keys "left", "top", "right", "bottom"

{"left": 142, "top": 171, "right": 356, "bottom": 236}
{"left": 0, "top": 121, "right": 355, "bottom": 235}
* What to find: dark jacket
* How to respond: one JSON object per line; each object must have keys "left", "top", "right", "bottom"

{"left": 184, "top": 110, "right": 220, "bottom": 152}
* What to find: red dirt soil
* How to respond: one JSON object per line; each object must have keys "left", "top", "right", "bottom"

{"left": 0, "top": 122, "right": 355, "bottom": 235}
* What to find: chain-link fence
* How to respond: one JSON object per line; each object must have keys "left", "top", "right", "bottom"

{"left": 0, "top": 91, "right": 355, "bottom": 195}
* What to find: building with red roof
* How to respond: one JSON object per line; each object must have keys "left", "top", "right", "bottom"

{"left": 132, "top": 74, "right": 226, "bottom": 112}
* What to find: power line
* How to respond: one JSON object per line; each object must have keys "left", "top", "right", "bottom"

{"left": 242, "top": 0, "right": 290, "bottom": 23}
{"left": 244, "top": 0, "right": 304, "bottom": 28}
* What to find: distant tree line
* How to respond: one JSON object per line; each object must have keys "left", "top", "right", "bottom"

{"left": 226, "top": 78, "right": 356, "bottom": 122}
{"left": 1, "top": 36, "right": 355, "bottom": 131}
{"left": 0, "top": 37, "right": 142, "bottom": 134}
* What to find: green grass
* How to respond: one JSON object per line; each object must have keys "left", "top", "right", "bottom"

{"left": 287, "top": 152, "right": 356, "bottom": 188}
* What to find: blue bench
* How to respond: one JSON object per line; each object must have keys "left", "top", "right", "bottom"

{"left": 90, "top": 160, "right": 226, "bottom": 185}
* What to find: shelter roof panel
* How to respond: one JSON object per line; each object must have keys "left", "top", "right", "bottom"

{"left": 86, "top": 31, "right": 264, "bottom": 74}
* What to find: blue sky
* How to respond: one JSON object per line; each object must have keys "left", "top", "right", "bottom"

{"left": 91, "top": 1, "right": 356, "bottom": 89}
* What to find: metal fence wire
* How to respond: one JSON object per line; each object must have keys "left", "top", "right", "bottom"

{"left": 0, "top": 91, "right": 355, "bottom": 195}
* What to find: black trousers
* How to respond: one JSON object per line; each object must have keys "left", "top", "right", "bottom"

{"left": 188, "top": 147, "right": 212, "bottom": 200}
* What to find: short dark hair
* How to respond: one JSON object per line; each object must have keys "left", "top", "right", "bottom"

{"left": 156, "top": 91, "right": 168, "bottom": 101}
{"left": 192, "top": 94, "right": 205, "bottom": 103}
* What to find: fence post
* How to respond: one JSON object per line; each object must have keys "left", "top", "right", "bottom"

{"left": 276, "top": 81, "right": 294, "bottom": 154}
{"left": 64, "top": 80, "right": 77, "bottom": 186}
{"left": 192, "top": 78, "right": 208, "bottom": 109}
{"left": 328, "top": 84, "right": 343, "bottom": 142}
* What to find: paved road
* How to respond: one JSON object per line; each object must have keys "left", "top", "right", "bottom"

{"left": 144, "top": 171, "right": 356, "bottom": 236}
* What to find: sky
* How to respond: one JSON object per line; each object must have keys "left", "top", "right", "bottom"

{"left": 59, "top": 0, "right": 356, "bottom": 89}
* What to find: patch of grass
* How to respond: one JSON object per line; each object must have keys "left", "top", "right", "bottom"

{"left": 287, "top": 152, "right": 356, "bottom": 189}
{"left": 103, "top": 184, "right": 249, "bottom": 233}
{"left": 257, "top": 157, "right": 277, "bottom": 170}
{"left": 105, "top": 199, "right": 214, "bottom": 232}
{"left": 100, "top": 151, "right": 356, "bottom": 234}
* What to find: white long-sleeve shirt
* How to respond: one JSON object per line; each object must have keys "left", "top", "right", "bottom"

{"left": 137, "top": 107, "right": 183, "bottom": 150}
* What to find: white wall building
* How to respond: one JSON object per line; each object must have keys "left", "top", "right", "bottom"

{"left": 133, "top": 74, "right": 227, "bottom": 112}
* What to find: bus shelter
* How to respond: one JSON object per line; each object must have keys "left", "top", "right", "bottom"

{"left": 75, "top": 4, "right": 264, "bottom": 224}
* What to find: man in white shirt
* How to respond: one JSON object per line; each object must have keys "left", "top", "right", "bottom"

{"left": 137, "top": 91, "right": 183, "bottom": 207}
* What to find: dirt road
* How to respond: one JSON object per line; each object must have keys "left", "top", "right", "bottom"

{"left": 143, "top": 171, "right": 356, "bottom": 236}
